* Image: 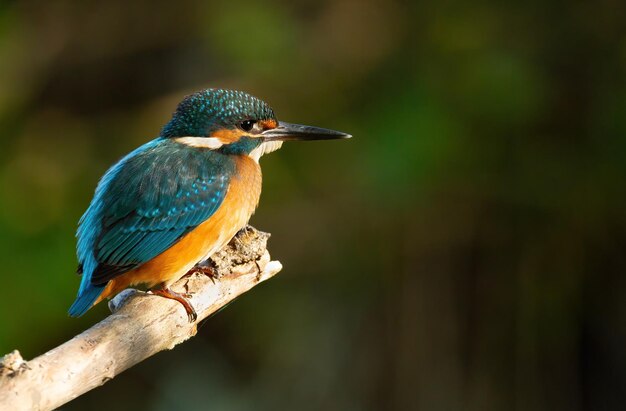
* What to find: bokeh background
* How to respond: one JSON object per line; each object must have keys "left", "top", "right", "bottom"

{"left": 1, "top": 0, "right": 625, "bottom": 410}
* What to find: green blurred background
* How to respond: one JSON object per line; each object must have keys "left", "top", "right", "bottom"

{"left": 1, "top": 0, "right": 625, "bottom": 410}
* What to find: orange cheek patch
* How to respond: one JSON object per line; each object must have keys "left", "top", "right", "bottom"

{"left": 211, "top": 120, "right": 277, "bottom": 143}
{"left": 260, "top": 119, "right": 278, "bottom": 130}
{"left": 211, "top": 128, "right": 242, "bottom": 143}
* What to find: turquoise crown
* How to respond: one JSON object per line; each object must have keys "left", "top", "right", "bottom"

{"left": 161, "top": 89, "right": 276, "bottom": 138}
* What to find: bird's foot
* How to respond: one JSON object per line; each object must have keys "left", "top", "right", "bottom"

{"left": 186, "top": 263, "right": 218, "bottom": 284}
{"left": 151, "top": 287, "right": 197, "bottom": 322}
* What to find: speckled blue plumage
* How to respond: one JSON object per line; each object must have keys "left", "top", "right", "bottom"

{"left": 161, "top": 89, "right": 275, "bottom": 138}
{"left": 69, "top": 89, "right": 273, "bottom": 317}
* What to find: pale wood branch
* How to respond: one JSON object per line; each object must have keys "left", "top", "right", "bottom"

{"left": 0, "top": 226, "right": 282, "bottom": 411}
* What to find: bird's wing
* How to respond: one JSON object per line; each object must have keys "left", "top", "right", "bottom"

{"left": 77, "top": 140, "right": 234, "bottom": 286}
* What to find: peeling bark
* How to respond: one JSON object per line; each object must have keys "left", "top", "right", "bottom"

{"left": 0, "top": 226, "right": 282, "bottom": 411}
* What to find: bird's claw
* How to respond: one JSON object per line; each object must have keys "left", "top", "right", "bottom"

{"left": 150, "top": 287, "right": 198, "bottom": 323}
{"left": 188, "top": 264, "right": 218, "bottom": 284}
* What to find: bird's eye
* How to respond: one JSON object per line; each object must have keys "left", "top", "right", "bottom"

{"left": 240, "top": 120, "right": 256, "bottom": 132}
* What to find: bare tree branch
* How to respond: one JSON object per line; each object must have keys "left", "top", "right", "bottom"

{"left": 0, "top": 226, "right": 282, "bottom": 411}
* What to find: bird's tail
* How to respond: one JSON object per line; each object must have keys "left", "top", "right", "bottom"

{"left": 68, "top": 284, "right": 105, "bottom": 317}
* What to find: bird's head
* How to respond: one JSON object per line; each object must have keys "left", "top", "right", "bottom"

{"left": 161, "top": 89, "right": 350, "bottom": 160}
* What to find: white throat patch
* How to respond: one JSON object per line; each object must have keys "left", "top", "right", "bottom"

{"left": 174, "top": 136, "right": 282, "bottom": 162}
{"left": 249, "top": 141, "right": 283, "bottom": 162}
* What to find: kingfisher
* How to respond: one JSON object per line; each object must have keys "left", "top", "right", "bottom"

{"left": 69, "top": 89, "right": 350, "bottom": 321}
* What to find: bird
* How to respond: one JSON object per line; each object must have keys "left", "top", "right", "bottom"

{"left": 68, "top": 88, "right": 350, "bottom": 321}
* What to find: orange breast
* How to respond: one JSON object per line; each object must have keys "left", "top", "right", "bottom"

{"left": 94, "top": 155, "right": 262, "bottom": 304}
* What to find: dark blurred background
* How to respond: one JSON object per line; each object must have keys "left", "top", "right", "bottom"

{"left": 1, "top": 0, "right": 625, "bottom": 410}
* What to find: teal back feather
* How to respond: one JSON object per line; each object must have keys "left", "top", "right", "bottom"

{"left": 69, "top": 139, "right": 235, "bottom": 316}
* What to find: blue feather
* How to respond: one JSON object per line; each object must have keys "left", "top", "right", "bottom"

{"left": 69, "top": 138, "right": 235, "bottom": 315}
{"left": 68, "top": 283, "right": 106, "bottom": 317}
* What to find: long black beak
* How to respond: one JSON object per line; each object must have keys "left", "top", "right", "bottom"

{"left": 262, "top": 121, "right": 351, "bottom": 142}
